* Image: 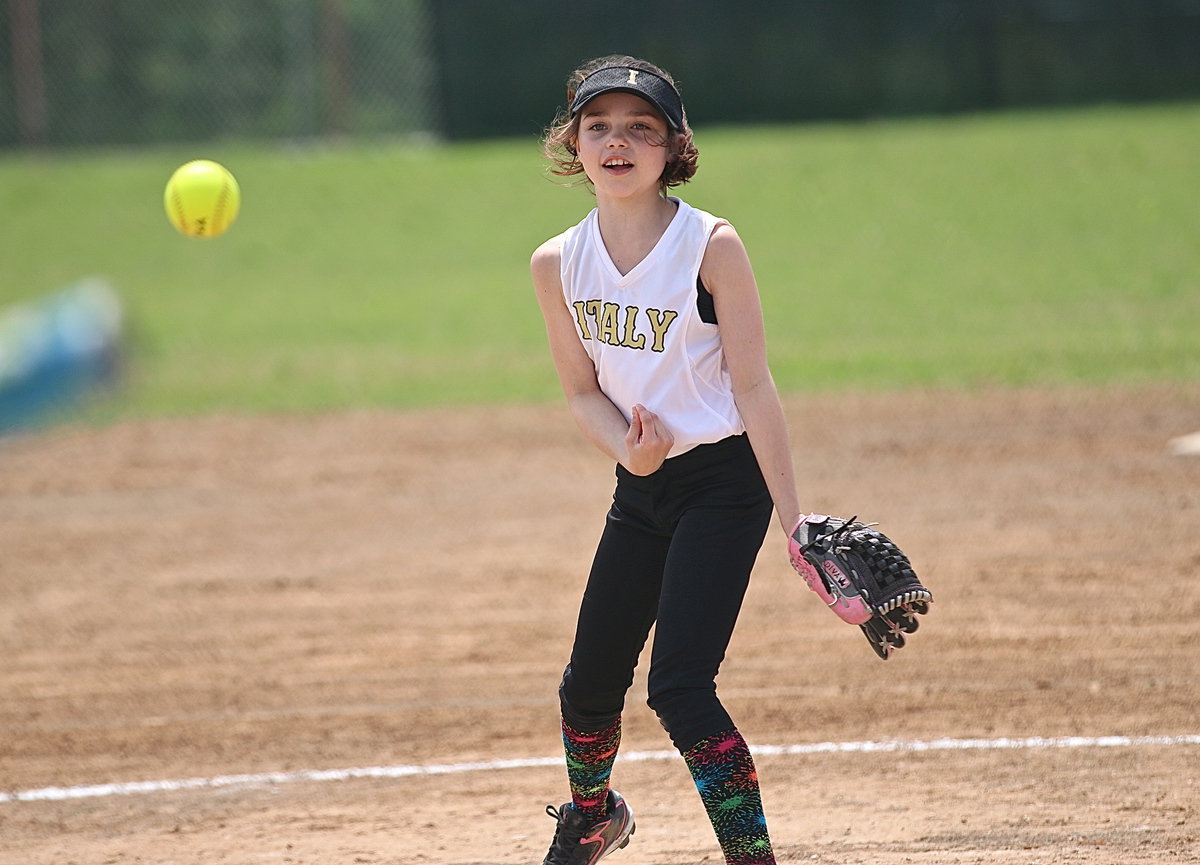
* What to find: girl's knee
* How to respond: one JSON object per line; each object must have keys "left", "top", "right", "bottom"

{"left": 646, "top": 684, "right": 732, "bottom": 752}
{"left": 558, "top": 665, "right": 625, "bottom": 731}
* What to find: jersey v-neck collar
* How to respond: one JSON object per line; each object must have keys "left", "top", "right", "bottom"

{"left": 590, "top": 197, "right": 686, "bottom": 286}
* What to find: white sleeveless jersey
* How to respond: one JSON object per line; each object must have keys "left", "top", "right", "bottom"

{"left": 558, "top": 197, "right": 744, "bottom": 458}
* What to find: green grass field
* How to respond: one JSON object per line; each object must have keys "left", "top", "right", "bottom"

{"left": 2, "top": 101, "right": 1197, "bottom": 422}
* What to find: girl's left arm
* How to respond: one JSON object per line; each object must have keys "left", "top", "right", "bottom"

{"left": 701, "top": 224, "right": 804, "bottom": 536}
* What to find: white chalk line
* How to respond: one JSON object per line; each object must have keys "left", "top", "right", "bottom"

{"left": 3, "top": 734, "right": 1197, "bottom": 805}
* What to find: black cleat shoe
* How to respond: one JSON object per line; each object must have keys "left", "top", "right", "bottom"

{"left": 541, "top": 789, "right": 635, "bottom": 865}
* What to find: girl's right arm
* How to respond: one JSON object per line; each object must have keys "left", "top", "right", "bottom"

{"left": 531, "top": 239, "right": 673, "bottom": 475}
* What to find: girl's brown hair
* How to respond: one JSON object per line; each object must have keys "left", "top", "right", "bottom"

{"left": 542, "top": 55, "right": 699, "bottom": 192}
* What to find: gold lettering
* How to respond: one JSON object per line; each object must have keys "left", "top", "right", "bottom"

{"left": 644, "top": 308, "right": 679, "bottom": 352}
{"left": 584, "top": 300, "right": 602, "bottom": 340}
{"left": 598, "top": 302, "right": 622, "bottom": 345}
{"left": 571, "top": 301, "right": 593, "bottom": 340}
{"left": 621, "top": 305, "right": 646, "bottom": 349}
{"left": 573, "top": 299, "right": 677, "bottom": 352}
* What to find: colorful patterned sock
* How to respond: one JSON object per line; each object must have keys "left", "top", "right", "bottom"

{"left": 561, "top": 717, "right": 622, "bottom": 822}
{"left": 682, "top": 728, "right": 776, "bottom": 865}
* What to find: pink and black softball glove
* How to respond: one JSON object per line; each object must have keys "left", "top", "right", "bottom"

{"left": 789, "top": 514, "right": 933, "bottom": 660}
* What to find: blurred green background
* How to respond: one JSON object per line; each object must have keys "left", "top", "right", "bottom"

{"left": 2, "top": 102, "right": 1197, "bottom": 423}
{"left": 2, "top": 2, "right": 1197, "bottom": 427}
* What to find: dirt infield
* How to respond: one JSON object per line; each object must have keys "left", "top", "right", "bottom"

{"left": 2, "top": 384, "right": 1198, "bottom": 865}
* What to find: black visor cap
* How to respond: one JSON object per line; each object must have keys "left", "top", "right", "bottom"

{"left": 569, "top": 66, "right": 684, "bottom": 131}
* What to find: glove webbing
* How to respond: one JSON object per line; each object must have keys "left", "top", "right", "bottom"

{"left": 816, "top": 517, "right": 925, "bottom": 616}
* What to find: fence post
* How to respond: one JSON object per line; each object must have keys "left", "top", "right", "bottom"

{"left": 9, "top": 0, "right": 48, "bottom": 147}
{"left": 319, "top": 0, "right": 352, "bottom": 136}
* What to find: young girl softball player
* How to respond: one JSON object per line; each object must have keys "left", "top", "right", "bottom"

{"left": 531, "top": 55, "right": 804, "bottom": 865}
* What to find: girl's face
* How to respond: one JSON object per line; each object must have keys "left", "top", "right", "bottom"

{"left": 574, "top": 91, "right": 672, "bottom": 199}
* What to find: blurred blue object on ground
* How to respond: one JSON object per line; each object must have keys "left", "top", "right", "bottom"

{"left": 0, "top": 280, "right": 124, "bottom": 434}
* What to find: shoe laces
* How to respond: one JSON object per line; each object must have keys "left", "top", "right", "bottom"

{"left": 543, "top": 805, "right": 588, "bottom": 865}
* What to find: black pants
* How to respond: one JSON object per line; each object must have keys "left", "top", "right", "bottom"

{"left": 558, "top": 433, "right": 773, "bottom": 752}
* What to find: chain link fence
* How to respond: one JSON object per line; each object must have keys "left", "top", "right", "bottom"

{"left": 3, "top": 1, "right": 1200, "bottom": 148}
{"left": 1, "top": 0, "right": 439, "bottom": 148}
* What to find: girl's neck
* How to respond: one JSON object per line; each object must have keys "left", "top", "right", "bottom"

{"left": 597, "top": 193, "right": 681, "bottom": 274}
{"left": 595, "top": 187, "right": 675, "bottom": 220}
{"left": 595, "top": 193, "right": 678, "bottom": 275}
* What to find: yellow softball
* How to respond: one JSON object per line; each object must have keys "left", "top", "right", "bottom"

{"left": 163, "top": 160, "right": 241, "bottom": 238}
